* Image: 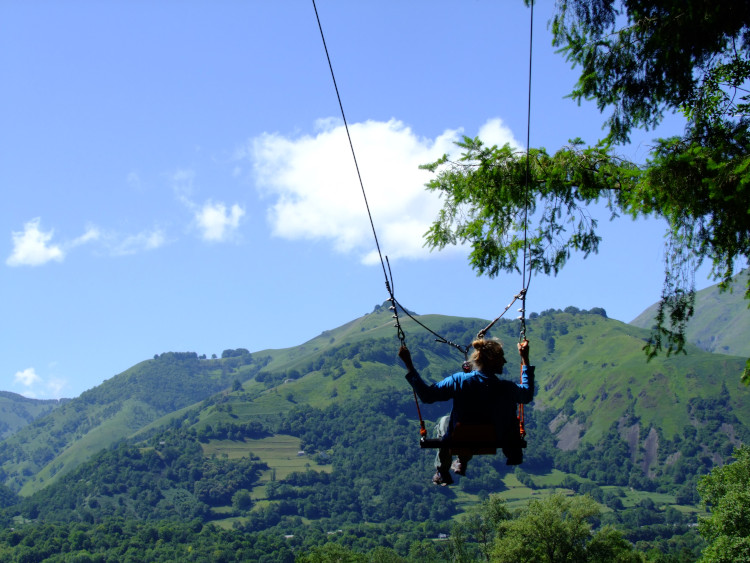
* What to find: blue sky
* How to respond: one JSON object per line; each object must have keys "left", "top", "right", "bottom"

{"left": 1, "top": 1, "right": 715, "bottom": 400}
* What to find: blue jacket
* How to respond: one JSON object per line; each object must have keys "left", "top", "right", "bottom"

{"left": 405, "top": 366, "right": 535, "bottom": 441}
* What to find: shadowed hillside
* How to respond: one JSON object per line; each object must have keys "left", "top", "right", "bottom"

{"left": 0, "top": 392, "right": 65, "bottom": 441}
{"left": 631, "top": 268, "right": 750, "bottom": 357}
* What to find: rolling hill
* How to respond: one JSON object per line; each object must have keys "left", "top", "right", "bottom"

{"left": 1, "top": 295, "right": 747, "bottom": 500}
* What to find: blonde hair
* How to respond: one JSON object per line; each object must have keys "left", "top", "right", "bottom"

{"left": 470, "top": 338, "right": 505, "bottom": 374}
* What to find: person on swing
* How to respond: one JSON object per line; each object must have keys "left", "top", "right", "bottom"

{"left": 399, "top": 338, "right": 535, "bottom": 486}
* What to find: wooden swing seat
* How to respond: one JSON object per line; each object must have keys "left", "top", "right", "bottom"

{"left": 419, "top": 422, "right": 526, "bottom": 456}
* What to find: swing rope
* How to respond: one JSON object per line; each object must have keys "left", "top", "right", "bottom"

{"left": 313, "top": 1, "right": 535, "bottom": 441}
{"left": 518, "top": 0, "right": 536, "bottom": 438}
{"left": 312, "top": 0, "right": 422, "bottom": 434}
{"left": 311, "top": 0, "right": 406, "bottom": 350}
{"left": 477, "top": 0, "right": 535, "bottom": 346}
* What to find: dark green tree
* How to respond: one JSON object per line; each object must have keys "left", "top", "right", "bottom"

{"left": 231, "top": 489, "right": 253, "bottom": 513}
{"left": 422, "top": 1, "right": 750, "bottom": 381}
{"left": 490, "top": 493, "right": 642, "bottom": 562}
{"left": 697, "top": 446, "right": 750, "bottom": 562}
{"left": 451, "top": 495, "right": 512, "bottom": 561}
{"left": 296, "top": 543, "right": 366, "bottom": 563}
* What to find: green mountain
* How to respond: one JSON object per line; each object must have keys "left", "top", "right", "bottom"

{"left": 0, "top": 350, "right": 268, "bottom": 495}
{"left": 1, "top": 299, "right": 749, "bottom": 561}
{"left": 0, "top": 392, "right": 65, "bottom": 440}
{"left": 2, "top": 299, "right": 749, "bottom": 499}
{"left": 630, "top": 268, "right": 750, "bottom": 357}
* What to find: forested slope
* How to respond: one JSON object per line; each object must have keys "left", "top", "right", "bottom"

{"left": 0, "top": 392, "right": 64, "bottom": 441}
{"left": 0, "top": 350, "right": 266, "bottom": 494}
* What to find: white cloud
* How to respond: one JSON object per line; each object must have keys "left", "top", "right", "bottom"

{"left": 6, "top": 218, "right": 162, "bottom": 262}
{"left": 111, "top": 229, "right": 166, "bottom": 256}
{"left": 250, "top": 117, "right": 519, "bottom": 263}
{"left": 12, "top": 367, "right": 67, "bottom": 399}
{"left": 6, "top": 218, "right": 65, "bottom": 267}
{"left": 195, "top": 201, "right": 245, "bottom": 242}
{"left": 172, "top": 169, "right": 245, "bottom": 242}
{"left": 14, "top": 367, "right": 41, "bottom": 387}
{"left": 478, "top": 118, "right": 523, "bottom": 150}
{"left": 250, "top": 119, "right": 443, "bottom": 260}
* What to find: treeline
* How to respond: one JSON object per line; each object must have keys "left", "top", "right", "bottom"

{"left": 11, "top": 429, "right": 266, "bottom": 523}
{"left": 0, "top": 492, "right": 703, "bottom": 562}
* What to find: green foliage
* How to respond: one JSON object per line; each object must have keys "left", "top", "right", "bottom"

{"left": 697, "top": 446, "right": 750, "bottom": 562}
{"left": 447, "top": 495, "right": 511, "bottom": 561}
{"left": 421, "top": 134, "right": 750, "bottom": 375}
{"left": 0, "top": 483, "right": 18, "bottom": 509}
{"left": 631, "top": 270, "right": 750, "bottom": 360}
{"left": 551, "top": 1, "right": 750, "bottom": 143}
{"left": 297, "top": 543, "right": 367, "bottom": 562}
{"left": 551, "top": 2, "right": 750, "bottom": 374}
{"left": 421, "top": 138, "right": 636, "bottom": 279}
{"left": 421, "top": 1, "right": 750, "bottom": 378}
{"left": 0, "top": 519, "right": 298, "bottom": 562}
{"left": 636, "top": 125, "right": 750, "bottom": 364}
{"left": 491, "top": 493, "right": 641, "bottom": 563}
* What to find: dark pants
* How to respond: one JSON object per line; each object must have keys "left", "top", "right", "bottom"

{"left": 434, "top": 414, "right": 524, "bottom": 469}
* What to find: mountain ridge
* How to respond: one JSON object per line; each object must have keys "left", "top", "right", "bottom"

{"left": 1, "top": 282, "right": 748, "bottom": 497}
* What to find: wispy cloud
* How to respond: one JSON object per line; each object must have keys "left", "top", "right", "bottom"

{"left": 171, "top": 168, "right": 196, "bottom": 204}
{"left": 6, "top": 217, "right": 166, "bottom": 265}
{"left": 70, "top": 225, "right": 102, "bottom": 247}
{"left": 109, "top": 229, "right": 167, "bottom": 256}
{"left": 13, "top": 367, "right": 68, "bottom": 399}
{"left": 249, "top": 117, "right": 520, "bottom": 264}
{"left": 6, "top": 218, "right": 64, "bottom": 266}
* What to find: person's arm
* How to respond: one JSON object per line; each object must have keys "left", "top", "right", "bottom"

{"left": 399, "top": 345, "right": 454, "bottom": 404}
{"left": 516, "top": 340, "right": 535, "bottom": 404}
{"left": 398, "top": 345, "right": 416, "bottom": 373}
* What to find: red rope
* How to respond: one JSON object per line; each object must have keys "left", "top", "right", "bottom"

{"left": 413, "top": 389, "right": 427, "bottom": 437}
{"left": 518, "top": 365, "right": 526, "bottom": 438}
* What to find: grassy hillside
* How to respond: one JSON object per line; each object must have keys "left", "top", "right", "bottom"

{"left": 141, "top": 303, "right": 749, "bottom": 489}
{"left": 631, "top": 269, "right": 750, "bottom": 357}
{"left": 1, "top": 301, "right": 748, "bottom": 561}
{"left": 2, "top": 299, "right": 748, "bottom": 506}
{"left": 0, "top": 351, "right": 267, "bottom": 495}
{"left": 534, "top": 310, "right": 749, "bottom": 443}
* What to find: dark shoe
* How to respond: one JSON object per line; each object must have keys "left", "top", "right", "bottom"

{"left": 503, "top": 446, "right": 523, "bottom": 466}
{"left": 506, "top": 455, "right": 523, "bottom": 466}
{"left": 451, "top": 459, "right": 466, "bottom": 475}
{"left": 432, "top": 469, "right": 454, "bottom": 486}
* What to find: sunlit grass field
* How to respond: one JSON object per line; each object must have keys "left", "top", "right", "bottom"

{"left": 202, "top": 434, "right": 332, "bottom": 486}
